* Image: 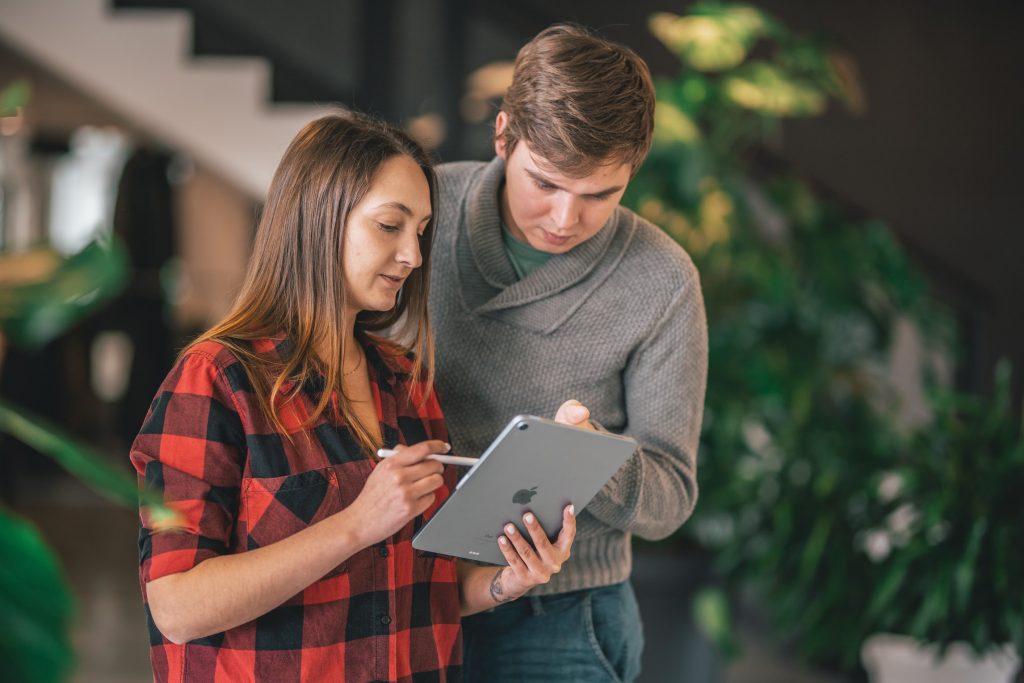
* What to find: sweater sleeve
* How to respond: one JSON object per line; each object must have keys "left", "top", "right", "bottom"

{"left": 584, "top": 267, "right": 708, "bottom": 540}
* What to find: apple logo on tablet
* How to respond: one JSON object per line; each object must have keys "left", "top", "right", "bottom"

{"left": 513, "top": 486, "right": 538, "bottom": 505}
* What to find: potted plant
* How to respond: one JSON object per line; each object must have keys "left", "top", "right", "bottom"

{"left": 858, "top": 361, "right": 1023, "bottom": 682}
{"left": 626, "top": 3, "right": 1020, "bottom": 677}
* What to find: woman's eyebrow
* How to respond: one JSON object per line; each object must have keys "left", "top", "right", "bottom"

{"left": 373, "top": 201, "right": 414, "bottom": 215}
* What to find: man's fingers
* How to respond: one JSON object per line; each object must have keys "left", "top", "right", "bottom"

{"left": 554, "top": 399, "right": 590, "bottom": 426}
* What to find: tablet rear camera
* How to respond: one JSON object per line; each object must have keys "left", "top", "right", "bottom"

{"left": 517, "top": 422, "right": 529, "bottom": 431}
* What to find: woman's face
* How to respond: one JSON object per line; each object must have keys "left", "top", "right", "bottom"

{"left": 342, "top": 154, "right": 432, "bottom": 317}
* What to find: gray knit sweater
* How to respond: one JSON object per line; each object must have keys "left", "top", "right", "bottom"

{"left": 428, "top": 157, "right": 708, "bottom": 595}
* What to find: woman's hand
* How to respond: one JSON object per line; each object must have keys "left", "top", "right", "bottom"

{"left": 489, "top": 504, "right": 577, "bottom": 603}
{"left": 345, "top": 440, "right": 448, "bottom": 547}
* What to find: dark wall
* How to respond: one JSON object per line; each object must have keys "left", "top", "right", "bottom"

{"left": 735, "top": 0, "right": 1024, "bottom": 396}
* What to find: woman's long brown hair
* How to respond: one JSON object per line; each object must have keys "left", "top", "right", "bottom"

{"left": 188, "top": 112, "right": 437, "bottom": 455}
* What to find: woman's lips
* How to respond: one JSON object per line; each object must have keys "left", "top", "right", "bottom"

{"left": 379, "top": 274, "right": 405, "bottom": 288}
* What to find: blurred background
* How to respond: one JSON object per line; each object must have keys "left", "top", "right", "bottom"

{"left": 1, "top": 1, "right": 1022, "bottom": 682}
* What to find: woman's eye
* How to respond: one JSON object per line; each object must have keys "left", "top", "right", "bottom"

{"left": 377, "top": 222, "right": 400, "bottom": 233}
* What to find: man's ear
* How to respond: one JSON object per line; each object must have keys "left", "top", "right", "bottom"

{"left": 494, "top": 111, "right": 509, "bottom": 160}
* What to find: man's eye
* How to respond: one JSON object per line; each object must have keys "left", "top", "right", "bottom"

{"left": 377, "top": 222, "right": 399, "bottom": 232}
{"left": 535, "top": 181, "right": 556, "bottom": 191}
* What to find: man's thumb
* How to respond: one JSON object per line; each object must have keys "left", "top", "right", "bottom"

{"left": 555, "top": 399, "right": 590, "bottom": 425}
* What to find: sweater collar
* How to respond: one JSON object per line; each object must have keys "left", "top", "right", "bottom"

{"left": 461, "top": 156, "right": 622, "bottom": 314}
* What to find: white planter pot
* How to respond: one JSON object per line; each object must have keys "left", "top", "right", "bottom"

{"left": 862, "top": 633, "right": 1020, "bottom": 683}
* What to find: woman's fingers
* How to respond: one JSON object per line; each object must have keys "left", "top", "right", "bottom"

{"left": 497, "top": 534, "right": 525, "bottom": 572}
{"left": 521, "top": 512, "right": 562, "bottom": 568}
{"left": 502, "top": 522, "right": 539, "bottom": 571}
{"left": 554, "top": 504, "right": 576, "bottom": 554}
{"left": 389, "top": 440, "right": 451, "bottom": 465}
{"left": 408, "top": 472, "right": 445, "bottom": 498}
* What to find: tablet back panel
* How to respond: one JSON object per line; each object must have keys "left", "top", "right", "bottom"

{"left": 412, "top": 415, "right": 636, "bottom": 565}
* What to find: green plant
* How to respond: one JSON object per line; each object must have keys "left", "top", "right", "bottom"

{"left": 1, "top": 78, "right": 177, "bottom": 683}
{"left": 0, "top": 508, "right": 74, "bottom": 683}
{"left": 857, "top": 361, "right": 1024, "bottom": 656}
{"left": 623, "top": 1, "right": 1017, "bottom": 670}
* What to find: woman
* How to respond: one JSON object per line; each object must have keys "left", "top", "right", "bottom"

{"left": 131, "top": 113, "right": 575, "bottom": 683}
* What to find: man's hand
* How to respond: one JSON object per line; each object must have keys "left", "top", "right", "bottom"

{"left": 554, "top": 399, "right": 596, "bottom": 431}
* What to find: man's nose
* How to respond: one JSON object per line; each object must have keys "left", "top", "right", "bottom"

{"left": 551, "top": 194, "right": 580, "bottom": 230}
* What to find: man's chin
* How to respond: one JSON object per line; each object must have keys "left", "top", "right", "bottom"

{"left": 529, "top": 232, "right": 575, "bottom": 253}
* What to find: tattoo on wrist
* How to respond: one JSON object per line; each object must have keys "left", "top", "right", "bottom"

{"left": 488, "top": 569, "right": 511, "bottom": 604}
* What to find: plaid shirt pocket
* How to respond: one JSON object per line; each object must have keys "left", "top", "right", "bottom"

{"left": 241, "top": 466, "right": 350, "bottom": 576}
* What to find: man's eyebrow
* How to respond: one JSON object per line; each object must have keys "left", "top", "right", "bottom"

{"left": 524, "top": 168, "right": 623, "bottom": 197}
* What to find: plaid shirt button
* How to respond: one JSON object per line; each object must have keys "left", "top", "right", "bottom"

{"left": 380, "top": 615, "right": 392, "bottom": 625}
{"left": 379, "top": 546, "right": 389, "bottom": 557}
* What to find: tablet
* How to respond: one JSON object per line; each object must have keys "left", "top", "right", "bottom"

{"left": 412, "top": 415, "right": 637, "bottom": 565}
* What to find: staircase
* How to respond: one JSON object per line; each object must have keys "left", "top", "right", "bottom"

{"left": 0, "top": 0, "right": 331, "bottom": 198}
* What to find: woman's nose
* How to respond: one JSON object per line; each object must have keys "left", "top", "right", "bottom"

{"left": 397, "top": 230, "right": 423, "bottom": 268}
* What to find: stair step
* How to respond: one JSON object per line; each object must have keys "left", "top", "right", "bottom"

{"left": 112, "top": 0, "right": 354, "bottom": 104}
{"left": 0, "top": 0, "right": 329, "bottom": 196}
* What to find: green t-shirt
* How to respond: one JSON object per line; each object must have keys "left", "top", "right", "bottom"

{"left": 501, "top": 223, "right": 552, "bottom": 279}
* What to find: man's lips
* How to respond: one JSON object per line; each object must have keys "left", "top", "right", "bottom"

{"left": 538, "top": 229, "right": 572, "bottom": 246}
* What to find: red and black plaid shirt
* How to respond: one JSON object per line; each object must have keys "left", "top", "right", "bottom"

{"left": 131, "top": 335, "right": 462, "bottom": 682}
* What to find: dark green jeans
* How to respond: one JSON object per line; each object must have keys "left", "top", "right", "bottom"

{"left": 462, "top": 581, "right": 644, "bottom": 683}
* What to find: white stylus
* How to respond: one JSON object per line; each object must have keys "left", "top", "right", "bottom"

{"left": 376, "top": 448, "right": 480, "bottom": 467}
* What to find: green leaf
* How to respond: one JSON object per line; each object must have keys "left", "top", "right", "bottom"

{"left": 797, "top": 517, "right": 831, "bottom": 582}
{"left": 654, "top": 101, "right": 701, "bottom": 145}
{"left": 0, "top": 79, "right": 31, "bottom": 116}
{"left": 721, "top": 62, "right": 828, "bottom": 116}
{"left": 0, "top": 399, "right": 179, "bottom": 525}
{"left": 865, "top": 560, "right": 909, "bottom": 620}
{"left": 0, "top": 237, "right": 129, "bottom": 350}
{"left": 649, "top": 5, "right": 771, "bottom": 72}
{"left": 0, "top": 508, "right": 75, "bottom": 683}
{"left": 692, "top": 587, "right": 740, "bottom": 658}
{"left": 952, "top": 518, "right": 987, "bottom": 614}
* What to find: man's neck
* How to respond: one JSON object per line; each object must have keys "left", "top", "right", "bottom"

{"left": 498, "top": 180, "right": 528, "bottom": 244}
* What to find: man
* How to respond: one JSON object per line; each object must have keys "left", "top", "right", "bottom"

{"left": 429, "top": 24, "right": 708, "bottom": 683}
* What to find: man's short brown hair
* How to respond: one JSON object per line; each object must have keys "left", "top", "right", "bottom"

{"left": 499, "top": 23, "right": 656, "bottom": 176}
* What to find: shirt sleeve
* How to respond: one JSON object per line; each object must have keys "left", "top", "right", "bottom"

{"left": 585, "top": 267, "right": 708, "bottom": 540}
{"left": 130, "top": 350, "right": 247, "bottom": 583}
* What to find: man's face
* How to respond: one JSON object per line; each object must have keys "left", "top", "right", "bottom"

{"left": 495, "top": 112, "right": 632, "bottom": 255}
